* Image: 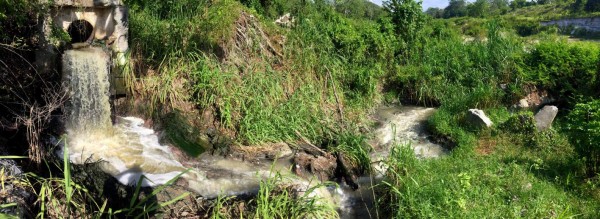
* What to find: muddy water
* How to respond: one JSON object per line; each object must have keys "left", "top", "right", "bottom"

{"left": 68, "top": 105, "right": 444, "bottom": 216}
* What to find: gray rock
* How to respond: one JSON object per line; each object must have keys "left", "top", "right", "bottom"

{"left": 534, "top": 105, "right": 558, "bottom": 131}
{"left": 467, "top": 109, "right": 493, "bottom": 128}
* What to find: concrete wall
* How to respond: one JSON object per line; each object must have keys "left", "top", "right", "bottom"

{"left": 541, "top": 17, "right": 600, "bottom": 32}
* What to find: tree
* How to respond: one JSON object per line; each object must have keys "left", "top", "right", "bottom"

{"left": 383, "top": 0, "right": 425, "bottom": 39}
{"left": 489, "top": 0, "right": 510, "bottom": 15}
{"left": 444, "top": 0, "right": 468, "bottom": 18}
{"left": 334, "top": 0, "right": 384, "bottom": 20}
{"left": 425, "top": 7, "right": 444, "bottom": 18}
{"left": 383, "top": 0, "right": 425, "bottom": 55}
{"left": 586, "top": 0, "right": 600, "bottom": 12}
{"left": 467, "top": 0, "right": 489, "bottom": 17}
{"left": 510, "top": 0, "right": 527, "bottom": 10}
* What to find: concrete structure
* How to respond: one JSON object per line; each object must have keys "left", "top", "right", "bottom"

{"left": 534, "top": 105, "right": 558, "bottom": 132}
{"left": 36, "top": 0, "right": 128, "bottom": 95}
{"left": 541, "top": 17, "right": 600, "bottom": 33}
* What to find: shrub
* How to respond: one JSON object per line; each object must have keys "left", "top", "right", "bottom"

{"left": 523, "top": 41, "right": 600, "bottom": 102}
{"left": 567, "top": 99, "right": 600, "bottom": 175}
{"left": 393, "top": 20, "right": 521, "bottom": 107}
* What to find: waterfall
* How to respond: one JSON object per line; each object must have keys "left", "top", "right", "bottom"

{"left": 61, "top": 47, "right": 188, "bottom": 187}
{"left": 62, "top": 47, "right": 112, "bottom": 134}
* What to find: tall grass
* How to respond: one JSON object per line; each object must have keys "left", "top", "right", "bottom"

{"left": 394, "top": 20, "right": 522, "bottom": 108}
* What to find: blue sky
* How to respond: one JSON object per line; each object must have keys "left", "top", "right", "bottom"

{"left": 370, "top": 0, "right": 450, "bottom": 10}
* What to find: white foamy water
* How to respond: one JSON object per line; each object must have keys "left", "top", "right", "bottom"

{"left": 337, "top": 105, "right": 448, "bottom": 218}
{"left": 67, "top": 117, "right": 187, "bottom": 186}
{"left": 370, "top": 106, "right": 447, "bottom": 160}
{"left": 61, "top": 47, "right": 195, "bottom": 189}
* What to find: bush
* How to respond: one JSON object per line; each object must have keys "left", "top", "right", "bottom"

{"left": 511, "top": 19, "right": 553, "bottom": 37}
{"left": 392, "top": 20, "right": 521, "bottom": 107}
{"left": 0, "top": 0, "right": 40, "bottom": 46}
{"left": 567, "top": 99, "right": 600, "bottom": 174}
{"left": 523, "top": 41, "right": 600, "bottom": 102}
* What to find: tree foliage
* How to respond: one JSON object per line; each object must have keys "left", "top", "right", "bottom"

{"left": 383, "top": 0, "right": 425, "bottom": 56}
{"left": 567, "top": 100, "right": 600, "bottom": 175}
{"left": 467, "top": 0, "right": 490, "bottom": 17}
{"left": 425, "top": 7, "right": 444, "bottom": 18}
{"left": 332, "top": 0, "right": 384, "bottom": 19}
{"left": 444, "top": 0, "right": 468, "bottom": 18}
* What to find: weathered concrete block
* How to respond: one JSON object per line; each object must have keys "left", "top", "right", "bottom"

{"left": 534, "top": 105, "right": 558, "bottom": 131}
{"left": 467, "top": 109, "right": 493, "bottom": 128}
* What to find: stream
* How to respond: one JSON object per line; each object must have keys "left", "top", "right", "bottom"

{"left": 61, "top": 46, "right": 447, "bottom": 218}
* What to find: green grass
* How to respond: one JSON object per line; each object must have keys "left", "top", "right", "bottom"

{"left": 127, "top": 1, "right": 391, "bottom": 147}
{"left": 209, "top": 170, "right": 338, "bottom": 219}
{"left": 252, "top": 172, "right": 338, "bottom": 219}
{"left": 99, "top": 0, "right": 600, "bottom": 218}
{"left": 378, "top": 136, "right": 600, "bottom": 218}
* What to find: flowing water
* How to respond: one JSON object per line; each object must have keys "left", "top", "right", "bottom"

{"left": 337, "top": 106, "right": 448, "bottom": 218}
{"left": 62, "top": 47, "right": 446, "bottom": 217}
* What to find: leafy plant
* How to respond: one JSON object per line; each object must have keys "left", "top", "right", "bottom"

{"left": 567, "top": 99, "right": 600, "bottom": 175}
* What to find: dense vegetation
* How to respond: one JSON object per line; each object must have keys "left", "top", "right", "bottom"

{"left": 1, "top": 0, "right": 600, "bottom": 218}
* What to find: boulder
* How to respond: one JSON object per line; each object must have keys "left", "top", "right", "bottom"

{"left": 517, "top": 99, "right": 529, "bottom": 108}
{"left": 293, "top": 152, "right": 337, "bottom": 182}
{"left": 534, "top": 105, "right": 558, "bottom": 131}
{"left": 467, "top": 109, "right": 493, "bottom": 128}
